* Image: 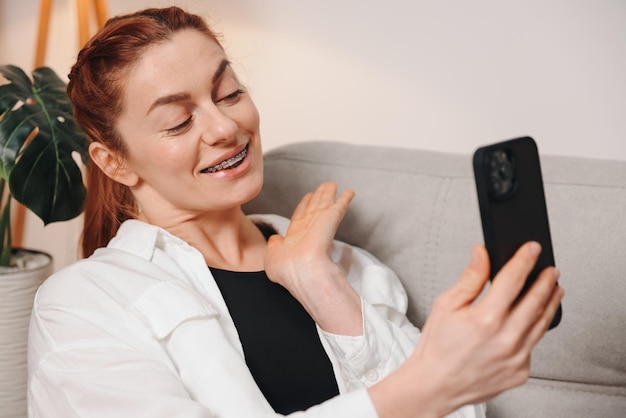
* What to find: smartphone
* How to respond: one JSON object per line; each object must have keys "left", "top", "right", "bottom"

{"left": 473, "top": 136, "right": 562, "bottom": 329}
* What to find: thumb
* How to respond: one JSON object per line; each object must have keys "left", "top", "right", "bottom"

{"left": 266, "top": 234, "right": 285, "bottom": 251}
{"left": 445, "top": 244, "right": 491, "bottom": 308}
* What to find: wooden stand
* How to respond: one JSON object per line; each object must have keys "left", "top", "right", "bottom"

{"left": 34, "top": 0, "right": 108, "bottom": 67}
{"left": 12, "top": 0, "right": 108, "bottom": 247}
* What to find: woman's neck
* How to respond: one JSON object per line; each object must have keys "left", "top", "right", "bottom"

{"left": 139, "top": 208, "right": 268, "bottom": 271}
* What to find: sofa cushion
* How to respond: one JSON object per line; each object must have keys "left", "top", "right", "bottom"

{"left": 243, "top": 140, "right": 626, "bottom": 417}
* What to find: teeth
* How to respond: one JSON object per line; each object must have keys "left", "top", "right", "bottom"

{"left": 202, "top": 147, "right": 247, "bottom": 173}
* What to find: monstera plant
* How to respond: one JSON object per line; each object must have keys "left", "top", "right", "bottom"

{"left": 0, "top": 64, "right": 89, "bottom": 267}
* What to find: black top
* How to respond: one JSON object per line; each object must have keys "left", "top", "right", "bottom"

{"left": 211, "top": 224, "right": 339, "bottom": 414}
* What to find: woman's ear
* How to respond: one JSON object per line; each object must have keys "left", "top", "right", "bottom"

{"left": 89, "top": 142, "right": 139, "bottom": 187}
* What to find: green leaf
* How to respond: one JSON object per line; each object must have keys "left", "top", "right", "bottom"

{"left": 0, "top": 65, "right": 89, "bottom": 225}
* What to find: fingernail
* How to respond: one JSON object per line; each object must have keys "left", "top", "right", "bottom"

{"left": 529, "top": 242, "right": 542, "bottom": 256}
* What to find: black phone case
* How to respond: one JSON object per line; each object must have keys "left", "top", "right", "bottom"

{"left": 473, "top": 136, "right": 562, "bottom": 329}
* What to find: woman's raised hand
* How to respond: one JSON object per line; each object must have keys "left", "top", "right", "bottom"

{"left": 266, "top": 182, "right": 355, "bottom": 270}
{"left": 264, "top": 182, "right": 362, "bottom": 335}
{"left": 369, "top": 242, "right": 564, "bottom": 417}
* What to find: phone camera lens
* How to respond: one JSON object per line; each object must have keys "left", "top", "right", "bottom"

{"left": 497, "top": 160, "right": 514, "bottom": 181}
{"left": 488, "top": 150, "right": 516, "bottom": 199}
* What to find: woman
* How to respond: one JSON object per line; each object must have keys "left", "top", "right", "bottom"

{"left": 27, "top": 6, "right": 563, "bottom": 418}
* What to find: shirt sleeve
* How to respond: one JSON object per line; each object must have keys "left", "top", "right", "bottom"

{"left": 320, "top": 245, "right": 421, "bottom": 388}
{"left": 320, "top": 300, "right": 417, "bottom": 388}
{"left": 320, "top": 244, "right": 487, "bottom": 418}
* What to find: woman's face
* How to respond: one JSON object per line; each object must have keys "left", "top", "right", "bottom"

{"left": 114, "top": 29, "right": 263, "bottom": 220}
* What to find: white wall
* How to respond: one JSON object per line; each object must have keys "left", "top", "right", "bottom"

{"left": 2, "top": 0, "right": 626, "bottom": 269}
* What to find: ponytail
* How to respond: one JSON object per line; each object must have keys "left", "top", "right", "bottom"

{"left": 81, "top": 165, "right": 136, "bottom": 258}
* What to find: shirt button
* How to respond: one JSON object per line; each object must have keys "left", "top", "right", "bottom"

{"left": 364, "top": 369, "right": 379, "bottom": 382}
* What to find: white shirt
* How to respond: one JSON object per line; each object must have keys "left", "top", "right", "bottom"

{"left": 28, "top": 214, "right": 485, "bottom": 417}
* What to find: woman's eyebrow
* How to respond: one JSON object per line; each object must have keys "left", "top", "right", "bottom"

{"left": 146, "top": 59, "right": 231, "bottom": 116}
{"left": 146, "top": 92, "right": 191, "bottom": 115}
{"left": 213, "top": 59, "right": 231, "bottom": 84}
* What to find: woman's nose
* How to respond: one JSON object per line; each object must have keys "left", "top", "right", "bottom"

{"left": 199, "top": 104, "right": 238, "bottom": 146}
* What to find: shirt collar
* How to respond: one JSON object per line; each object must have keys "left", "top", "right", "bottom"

{"left": 106, "top": 214, "right": 290, "bottom": 261}
{"left": 107, "top": 219, "right": 188, "bottom": 260}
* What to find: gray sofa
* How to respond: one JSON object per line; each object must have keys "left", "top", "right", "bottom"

{"left": 243, "top": 140, "right": 626, "bottom": 418}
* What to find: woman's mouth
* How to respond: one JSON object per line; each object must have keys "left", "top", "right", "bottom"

{"left": 201, "top": 145, "right": 248, "bottom": 173}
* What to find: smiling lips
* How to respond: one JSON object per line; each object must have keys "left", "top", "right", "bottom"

{"left": 201, "top": 145, "right": 248, "bottom": 173}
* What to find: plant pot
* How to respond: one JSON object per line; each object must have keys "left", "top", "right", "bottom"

{"left": 0, "top": 249, "right": 52, "bottom": 418}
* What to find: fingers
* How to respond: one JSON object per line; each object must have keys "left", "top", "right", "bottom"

{"left": 523, "top": 283, "right": 564, "bottom": 348}
{"left": 308, "top": 182, "right": 338, "bottom": 212}
{"left": 293, "top": 182, "right": 354, "bottom": 220}
{"left": 333, "top": 188, "right": 356, "bottom": 216}
{"left": 481, "top": 242, "right": 542, "bottom": 316}
{"left": 509, "top": 266, "right": 562, "bottom": 338}
{"left": 284, "top": 182, "right": 355, "bottom": 246}
{"left": 473, "top": 241, "right": 563, "bottom": 350}
{"left": 291, "top": 192, "right": 313, "bottom": 222}
{"left": 311, "top": 183, "right": 355, "bottom": 239}
{"left": 442, "top": 245, "right": 491, "bottom": 309}
{"left": 291, "top": 183, "right": 337, "bottom": 224}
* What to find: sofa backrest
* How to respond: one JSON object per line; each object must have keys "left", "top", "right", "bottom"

{"left": 243, "top": 140, "right": 626, "bottom": 418}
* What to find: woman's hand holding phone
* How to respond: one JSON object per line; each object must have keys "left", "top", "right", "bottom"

{"left": 369, "top": 242, "right": 564, "bottom": 418}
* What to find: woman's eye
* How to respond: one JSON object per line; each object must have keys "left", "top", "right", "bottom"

{"left": 219, "top": 89, "right": 244, "bottom": 104}
{"left": 165, "top": 116, "right": 193, "bottom": 135}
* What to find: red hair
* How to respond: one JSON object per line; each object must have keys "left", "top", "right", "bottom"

{"left": 67, "top": 7, "right": 221, "bottom": 257}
